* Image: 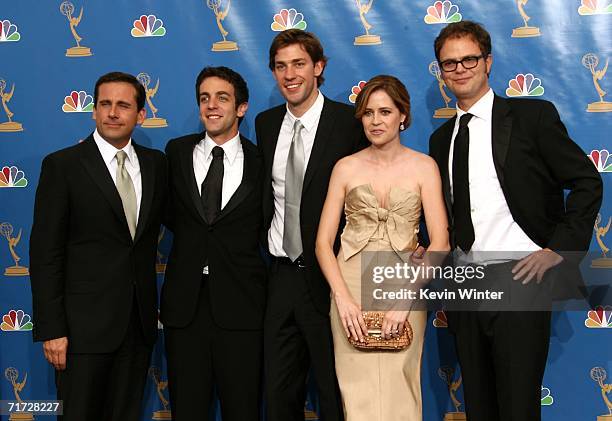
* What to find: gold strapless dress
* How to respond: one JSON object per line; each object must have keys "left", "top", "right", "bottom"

{"left": 330, "top": 184, "right": 426, "bottom": 421}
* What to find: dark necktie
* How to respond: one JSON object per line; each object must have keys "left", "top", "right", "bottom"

{"left": 452, "top": 113, "right": 474, "bottom": 253}
{"left": 201, "top": 146, "right": 224, "bottom": 224}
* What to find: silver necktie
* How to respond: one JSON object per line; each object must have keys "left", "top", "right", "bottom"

{"left": 115, "top": 150, "right": 137, "bottom": 239}
{"left": 283, "top": 120, "right": 305, "bottom": 261}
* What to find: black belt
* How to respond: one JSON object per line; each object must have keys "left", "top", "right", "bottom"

{"left": 272, "top": 255, "right": 307, "bottom": 268}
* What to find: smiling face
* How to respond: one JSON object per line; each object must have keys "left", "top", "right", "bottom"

{"left": 93, "top": 82, "right": 145, "bottom": 149}
{"left": 198, "top": 76, "right": 247, "bottom": 144}
{"left": 439, "top": 36, "right": 492, "bottom": 110}
{"left": 272, "top": 43, "right": 324, "bottom": 117}
{"left": 361, "top": 89, "right": 406, "bottom": 147}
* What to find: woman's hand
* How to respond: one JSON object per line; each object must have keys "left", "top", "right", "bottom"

{"left": 381, "top": 310, "right": 409, "bottom": 340}
{"left": 334, "top": 291, "right": 368, "bottom": 342}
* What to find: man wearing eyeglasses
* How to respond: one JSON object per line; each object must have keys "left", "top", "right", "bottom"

{"left": 429, "top": 21, "right": 602, "bottom": 421}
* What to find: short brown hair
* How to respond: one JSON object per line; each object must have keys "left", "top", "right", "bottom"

{"left": 434, "top": 20, "right": 491, "bottom": 62}
{"left": 268, "top": 29, "right": 328, "bottom": 86}
{"left": 354, "top": 75, "right": 411, "bottom": 131}
{"left": 94, "top": 72, "right": 146, "bottom": 111}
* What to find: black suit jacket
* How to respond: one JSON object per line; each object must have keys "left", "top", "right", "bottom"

{"left": 160, "top": 133, "right": 266, "bottom": 330}
{"left": 429, "top": 95, "right": 602, "bottom": 297}
{"left": 30, "top": 135, "right": 168, "bottom": 353}
{"left": 256, "top": 96, "right": 366, "bottom": 314}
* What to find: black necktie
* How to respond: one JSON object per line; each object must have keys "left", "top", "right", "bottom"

{"left": 201, "top": 146, "right": 224, "bottom": 223}
{"left": 452, "top": 113, "right": 474, "bottom": 253}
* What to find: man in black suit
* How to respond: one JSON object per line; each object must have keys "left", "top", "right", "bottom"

{"left": 30, "top": 72, "right": 167, "bottom": 421}
{"left": 256, "top": 29, "right": 365, "bottom": 421}
{"left": 429, "top": 21, "right": 602, "bottom": 421}
{"left": 161, "top": 66, "right": 266, "bottom": 421}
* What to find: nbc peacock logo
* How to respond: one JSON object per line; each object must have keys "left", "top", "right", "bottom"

{"left": 131, "top": 14, "right": 166, "bottom": 37}
{"left": 1, "top": 310, "right": 33, "bottom": 332}
{"left": 578, "top": 0, "right": 612, "bottom": 15}
{"left": 585, "top": 306, "right": 612, "bottom": 328}
{"left": 0, "top": 166, "right": 27, "bottom": 188}
{"left": 0, "top": 20, "right": 20, "bottom": 42}
{"left": 541, "top": 385, "right": 554, "bottom": 406}
{"left": 271, "top": 8, "right": 307, "bottom": 31}
{"left": 348, "top": 80, "right": 367, "bottom": 104}
{"left": 505, "top": 73, "right": 544, "bottom": 97}
{"left": 62, "top": 90, "right": 93, "bottom": 113}
{"left": 424, "top": 1, "right": 462, "bottom": 24}
{"left": 433, "top": 310, "right": 448, "bottom": 328}
{"left": 588, "top": 150, "right": 612, "bottom": 172}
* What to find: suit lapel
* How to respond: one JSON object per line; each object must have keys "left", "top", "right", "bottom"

{"left": 263, "top": 107, "right": 285, "bottom": 189}
{"left": 437, "top": 119, "right": 455, "bottom": 221}
{"left": 180, "top": 134, "right": 207, "bottom": 222}
{"left": 302, "top": 97, "right": 334, "bottom": 193}
{"left": 491, "top": 95, "right": 512, "bottom": 187}
{"left": 79, "top": 136, "right": 132, "bottom": 239}
{"left": 215, "top": 136, "right": 258, "bottom": 223}
{"left": 133, "top": 143, "right": 153, "bottom": 242}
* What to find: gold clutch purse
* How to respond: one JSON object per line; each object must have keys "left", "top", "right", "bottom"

{"left": 348, "top": 311, "right": 413, "bottom": 351}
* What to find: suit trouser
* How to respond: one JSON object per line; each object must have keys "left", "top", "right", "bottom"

{"left": 56, "top": 297, "right": 151, "bottom": 421}
{"left": 448, "top": 261, "right": 552, "bottom": 421}
{"left": 264, "top": 259, "right": 343, "bottom": 421}
{"left": 164, "top": 275, "right": 263, "bottom": 421}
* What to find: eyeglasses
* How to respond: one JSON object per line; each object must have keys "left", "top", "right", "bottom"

{"left": 439, "top": 55, "right": 486, "bottom": 72}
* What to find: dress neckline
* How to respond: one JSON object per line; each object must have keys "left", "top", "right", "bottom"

{"left": 345, "top": 183, "right": 420, "bottom": 209}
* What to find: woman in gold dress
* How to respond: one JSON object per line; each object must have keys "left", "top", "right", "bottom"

{"left": 316, "top": 75, "right": 449, "bottom": 421}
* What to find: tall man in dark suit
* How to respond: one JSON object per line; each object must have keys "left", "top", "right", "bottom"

{"left": 30, "top": 72, "right": 168, "bottom": 421}
{"left": 256, "top": 29, "right": 366, "bottom": 421}
{"left": 161, "top": 66, "right": 266, "bottom": 421}
{"left": 429, "top": 21, "right": 602, "bottom": 421}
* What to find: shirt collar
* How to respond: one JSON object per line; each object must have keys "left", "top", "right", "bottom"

{"left": 285, "top": 90, "right": 324, "bottom": 133}
{"left": 456, "top": 88, "right": 494, "bottom": 123}
{"left": 200, "top": 132, "right": 241, "bottom": 165}
{"left": 93, "top": 129, "right": 136, "bottom": 166}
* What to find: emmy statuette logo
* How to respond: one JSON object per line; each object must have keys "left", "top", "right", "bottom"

{"left": 438, "top": 366, "right": 466, "bottom": 420}
{"left": 511, "top": 0, "right": 541, "bottom": 38}
{"left": 0, "top": 20, "right": 20, "bottom": 42}
{"left": 5, "top": 367, "right": 33, "bottom": 420}
{"left": 206, "top": 0, "right": 238, "bottom": 51}
{"left": 156, "top": 226, "right": 167, "bottom": 274}
{"left": 0, "top": 79, "right": 23, "bottom": 132}
{"left": 271, "top": 8, "right": 307, "bottom": 31}
{"left": 149, "top": 367, "right": 171, "bottom": 420}
{"left": 1, "top": 223, "right": 29, "bottom": 276}
{"left": 582, "top": 53, "right": 612, "bottom": 112}
{"left": 591, "top": 367, "right": 612, "bottom": 420}
{"left": 429, "top": 61, "right": 456, "bottom": 119}
{"left": 592, "top": 213, "right": 612, "bottom": 268}
{"left": 354, "top": 0, "right": 382, "bottom": 45}
{"left": 59, "top": 1, "right": 92, "bottom": 57}
{"left": 137, "top": 73, "right": 168, "bottom": 128}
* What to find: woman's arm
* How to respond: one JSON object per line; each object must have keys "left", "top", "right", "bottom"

{"left": 315, "top": 158, "right": 368, "bottom": 342}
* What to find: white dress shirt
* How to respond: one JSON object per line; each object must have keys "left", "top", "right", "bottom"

{"left": 193, "top": 132, "right": 244, "bottom": 274}
{"left": 93, "top": 129, "right": 142, "bottom": 222}
{"left": 268, "top": 91, "right": 325, "bottom": 257}
{"left": 193, "top": 132, "right": 244, "bottom": 208}
{"left": 448, "top": 89, "right": 540, "bottom": 263}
